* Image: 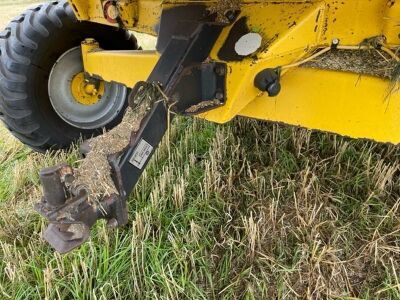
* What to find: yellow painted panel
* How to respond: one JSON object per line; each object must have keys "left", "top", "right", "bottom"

{"left": 205, "top": 3, "right": 324, "bottom": 123}
{"left": 238, "top": 68, "right": 400, "bottom": 144}
{"left": 318, "top": 0, "right": 387, "bottom": 45}
{"left": 69, "top": 0, "right": 392, "bottom": 42}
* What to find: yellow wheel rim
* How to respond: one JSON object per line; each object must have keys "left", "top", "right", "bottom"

{"left": 49, "top": 47, "right": 127, "bottom": 129}
{"left": 70, "top": 72, "right": 105, "bottom": 106}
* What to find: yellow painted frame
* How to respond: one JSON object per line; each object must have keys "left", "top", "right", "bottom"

{"left": 75, "top": 0, "right": 400, "bottom": 144}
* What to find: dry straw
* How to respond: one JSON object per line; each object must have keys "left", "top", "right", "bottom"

{"left": 73, "top": 83, "right": 165, "bottom": 203}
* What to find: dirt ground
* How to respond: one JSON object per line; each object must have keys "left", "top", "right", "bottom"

{"left": 0, "top": 1, "right": 41, "bottom": 29}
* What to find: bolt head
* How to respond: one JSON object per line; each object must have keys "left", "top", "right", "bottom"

{"left": 84, "top": 38, "right": 96, "bottom": 45}
{"left": 225, "top": 10, "right": 237, "bottom": 22}
{"left": 214, "top": 66, "right": 226, "bottom": 76}
{"left": 215, "top": 92, "right": 224, "bottom": 100}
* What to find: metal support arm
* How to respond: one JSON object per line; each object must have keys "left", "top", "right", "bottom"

{"left": 36, "top": 18, "right": 228, "bottom": 253}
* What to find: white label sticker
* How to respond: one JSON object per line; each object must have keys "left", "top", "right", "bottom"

{"left": 235, "top": 33, "right": 262, "bottom": 56}
{"left": 129, "top": 139, "right": 154, "bottom": 169}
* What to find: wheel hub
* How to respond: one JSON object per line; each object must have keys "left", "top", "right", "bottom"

{"left": 48, "top": 47, "right": 127, "bottom": 130}
{"left": 70, "top": 73, "right": 105, "bottom": 106}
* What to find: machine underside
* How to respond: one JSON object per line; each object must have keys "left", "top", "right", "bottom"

{"left": 32, "top": 0, "right": 400, "bottom": 252}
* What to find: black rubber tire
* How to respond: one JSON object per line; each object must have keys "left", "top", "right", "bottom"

{"left": 0, "top": 1, "right": 138, "bottom": 152}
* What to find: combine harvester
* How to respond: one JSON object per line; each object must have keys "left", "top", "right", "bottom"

{"left": 1, "top": 0, "right": 400, "bottom": 252}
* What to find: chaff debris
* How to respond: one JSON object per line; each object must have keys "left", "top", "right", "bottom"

{"left": 72, "top": 83, "right": 165, "bottom": 202}
{"left": 302, "top": 49, "right": 397, "bottom": 79}
{"left": 185, "top": 99, "right": 222, "bottom": 114}
{"left": 208, "top": 0, "right": 240, "bottom": 23}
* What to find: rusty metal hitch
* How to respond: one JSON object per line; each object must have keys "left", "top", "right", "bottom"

{"left": 35, "top": 164, "right": 127, "bottom": 253}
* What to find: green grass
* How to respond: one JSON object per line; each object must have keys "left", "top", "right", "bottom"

{"left": 1, "top": 117, "right": 400, "bottom": 299}
{"left": 1, "top": 1, "right": 400, "bottom": 299}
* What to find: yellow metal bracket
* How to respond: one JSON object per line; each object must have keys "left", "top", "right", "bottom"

{"left": 81, "top": 38, "right": 159, "bottom": 87}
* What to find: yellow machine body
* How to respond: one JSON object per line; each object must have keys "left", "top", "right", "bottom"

{"left": 70, "top": 0, "right": 400, "bottom": 144}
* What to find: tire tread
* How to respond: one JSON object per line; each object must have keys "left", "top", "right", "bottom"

{"left": 0, "top": 1, "right": 136, "bottom": 151}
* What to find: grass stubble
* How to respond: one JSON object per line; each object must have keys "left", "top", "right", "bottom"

{"left": 1, "top": 1, "right": 400, "bottom": 299}
{"left": 3, "top": 115, "right": 400, "bottom": 299}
